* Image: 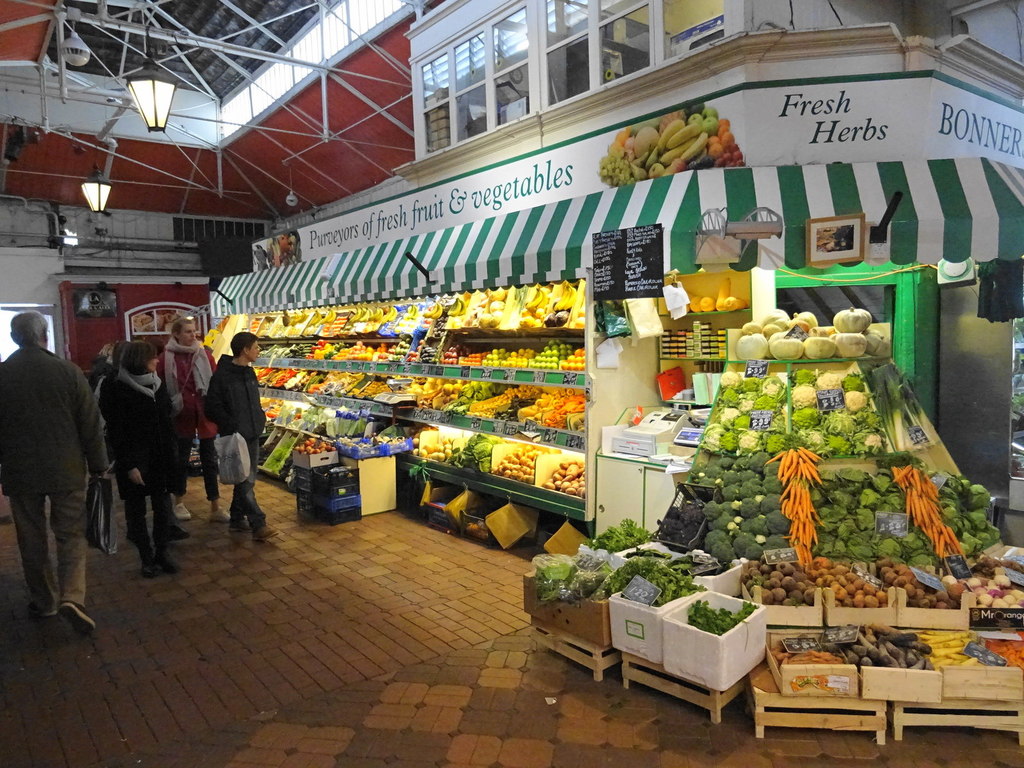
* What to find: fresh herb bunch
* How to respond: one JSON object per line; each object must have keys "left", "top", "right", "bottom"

{"left": 599, "top": 557, "right": 704, "bottom": 606}
{"left": 586, "top": 519, "right": 653, "bottom": 552}
{"left": 687, "top": 599, "right": 756, "bottom": 635}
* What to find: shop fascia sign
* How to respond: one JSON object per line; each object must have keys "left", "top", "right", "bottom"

{"left": 287, "top": 73, "right": 1024, "bottom": 265}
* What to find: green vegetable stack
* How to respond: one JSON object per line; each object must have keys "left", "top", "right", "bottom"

{"left": 687, "top": 599, "right": 757, "bottom": 635}
{"left": 585, "top": 519, "right": 652, "bottom": 553}
{"left": 598, "top": 557, "right": 705, "bottom": 606}
{"left": 702, "top": 371, "right": 789, "bottom": 456}
{"left": 691, "top": 452, "right": 789, "bottom": 563}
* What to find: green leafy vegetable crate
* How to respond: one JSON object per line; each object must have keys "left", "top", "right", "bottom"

{"left": 609, "top": 592, "right": 701, "bottom": 665}
{"left": 662, "top": 593, "right": 767, "bottom": 691}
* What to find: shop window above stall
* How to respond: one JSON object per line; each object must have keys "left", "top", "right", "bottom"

{"left": 422, "top": 55, "right": 451, "bottom": 153}
{"left": 494, "top": 9, "right": 530, "bottom": 125}
{"left": 547, "top": 0, "right": 590, "bottom": 104}
{"left": 599, "top": 1, "right": 650, "bottom": 83}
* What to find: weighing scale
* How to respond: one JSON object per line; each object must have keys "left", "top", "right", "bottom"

{"left": 612, "top": 409, "right": 690, "bottom": 457}
{"left": 374, "top": 392, "right": 418, "bottom": 407}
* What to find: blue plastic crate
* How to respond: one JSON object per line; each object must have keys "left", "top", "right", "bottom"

{"left": 313, "top": 493, "right": 361, "bottom": 513}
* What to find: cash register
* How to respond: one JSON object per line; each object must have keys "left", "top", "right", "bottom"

{"left": 611, "top": 409, "right": 692, "bottom": 457}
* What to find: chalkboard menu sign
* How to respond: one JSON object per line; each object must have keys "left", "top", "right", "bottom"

{"left": 763, "top": 547, "right": 798, "bottom": 564}
{"left": 910, "top": 567, "right": 944, "bottom": 591}
{"left": 592, "top": 224, "right": 664, "bottom": 300}
{"left": 823, "top": 625, "right": 859, "bottom": 644}
{"left": 750, "top": 410, "right": 774, "bottom": 431}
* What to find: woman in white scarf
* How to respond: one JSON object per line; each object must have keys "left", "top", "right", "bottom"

{"left": 157, "top": 317, "right": 225, "bottom": 523}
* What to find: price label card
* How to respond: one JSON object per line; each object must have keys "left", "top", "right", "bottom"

{"left": 460, "top": 365, "right": 471, "bottom": 378}
{"left": 436, "top": 411, "right": 453, "bottom": 425}
{"left": 763, "top": 547, "right": 798, "bottom": 564}
{"left": 542, "top": 429, "right": 557, "bottom": 444}
{"left": 744, "top": 360, "right": 769, "bottom": 378}
{"left": 932, "top": 473, "right": 949, "bottom": 490}
{"left": 495, "top": 368, "right": 512, "bottom": 381}
{"left": 907, "top": 425, "right": 929, "bottom": 445}
{"left": 470, "top": 416, "right": 482, "bottom": 430}
{"left": 853, "top": 564, "right": 883, "bottom": 590}
{"left": 492, "top": 420, "right": 506, "bottom": 434}
{"left": 962, "top": 641, "right": 1008, "bottom": 666}
{"left": 1006, "top": 555, "right": 1024, "bottom": 567}
{"left": 1006, "top": 568, "right": 1024, "bottom": 587}
{"left": 816, "top": 388, "right": 845, "bottom": 412}
{"left": 910, "top": 567, "right": 944, "bottom": 591}
{"left": 533, "top": 370, "right": 547, "bottom": 384}
{"left": 523, "top": 420, "right": 541, "bottom": 435}
{"left": 431, "top": 365, "right": 444, "bottom": 377}
{"left": 875, "top": 511, "right": 909, "bottom": 538}
{"left": 822, "top": 625, "right": 860, "bottom": 644}
{"left": 566, "top": 434, "right": 586, "bottom": 450}
{"left": 622, "top": 575, "right": 662, "bottom": 606}
{"left": 562, "top": 372, "right": 578, "bottom": 387}
{"left": 785, "top": 325, "right": 809, "bottom": 341}
{"left": 750, "top": 410, "right": 774, "bottom": 431}
{"left": 503, "top": 421, "right": 520, "bottom": 436}
{"left": 782, "top": 636, "right": 821, "bottom": 653}
{"left": 944, "top": 554, "right": 972, "bottom": 581}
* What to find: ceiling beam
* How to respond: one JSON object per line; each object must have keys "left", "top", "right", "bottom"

{"left": 222, "top": 149, "right": 279, "bottom": 217}
{"left": 217, "top": 0, "right": 286, "bottom": 47}
{"left": 0, "top": 13, "right": 50, "bottom": 33}
{"left": 143, "top": 8, "right": 218, "bottom": 99}
{"left": 328, "top": 72, "right": 413, "bottom": 137}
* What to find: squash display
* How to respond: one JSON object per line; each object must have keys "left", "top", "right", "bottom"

{"left": 833, "top": 307, "right": 873, "bottom": 334}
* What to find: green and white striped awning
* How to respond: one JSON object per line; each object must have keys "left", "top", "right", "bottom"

{"left": 211, "top": 157, "right": 1024, "bottom": 316}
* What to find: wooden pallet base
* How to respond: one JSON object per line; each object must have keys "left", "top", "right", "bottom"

{"left": 620, "top": 652, "right": 744, "bottom": 724}
{"left": 533, "top": 622, "right": 621, "bottom": 682}
{"left": 748, "top": 665, "right": 886, "bottom": 744}
{"left": 892, "top": 699, "right": 1024, "bottom": 745}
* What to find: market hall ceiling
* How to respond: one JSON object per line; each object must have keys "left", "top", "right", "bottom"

{"left": 0, "top": 0, "right": 418, "bottom": 219}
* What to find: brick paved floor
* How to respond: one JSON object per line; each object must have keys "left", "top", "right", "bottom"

{"left": 0, "top": 478, "right": 1021, "bottom": 767}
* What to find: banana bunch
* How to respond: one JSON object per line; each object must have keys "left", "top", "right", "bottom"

{"left": 921, "top": 631, "right": 981, "bottom": 667}
{"left": 554, "top": 281, "right": 577, "bottom": 311}
{"left": 424, "top": 302, "right": 444, "bottom": 320}
{"left": 641, "top": 117, "right": 709, "bottom": 178}
{"left": 519, "top": 285, "right": 551, "bottom": 328}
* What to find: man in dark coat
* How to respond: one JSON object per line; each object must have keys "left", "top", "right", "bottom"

{"left": 204, "top": 332, "right": 281, "bottom": 541}
{"left": 0, "top": 312, "right": 107, "bottom": 633}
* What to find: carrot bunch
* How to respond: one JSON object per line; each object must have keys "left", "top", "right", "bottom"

{"left": 768, "top": 448, "right": 823, "bottom": 565}
{"left": 891, "top": 465, "right": 962, "bottom": 557}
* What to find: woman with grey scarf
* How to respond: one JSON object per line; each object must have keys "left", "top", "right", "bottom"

{"left": 99, "top": 341, "right": 180, "bottom": 577}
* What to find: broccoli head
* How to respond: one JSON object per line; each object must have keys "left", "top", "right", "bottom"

{"left": 763, "top": 476, "right": 783, "bottom": 494}
{"left": 739, "top": 497, "right": 762, "bottom": 519}
{"left": 710, "top": 511, "right": 733, "bottom": 531}
{"left": 703, "top": 530, "right": 736, "bottom": 563}
{"left": 702, "top": 501, "right": 722, "bottom": 521}
{"left": 764, "top": 534, "right": 789, "bottom": 550}
{"left": 733, "top": 533, "right": 764, "bottom": 560}
{"left": 766, "top": 509, "right": 791, "bottom": 535}
{"left": 721, "top": 485, "right": 742, "bottom": 502}
{"left": 740, "top": 515, "right": 770, "bottom": 536}
{"left": 761, "top": 494, "right": 782, "bottom": 514}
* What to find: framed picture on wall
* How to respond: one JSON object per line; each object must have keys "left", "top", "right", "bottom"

{"left": 806, "top": 213, "right": 865, "bottom": 267}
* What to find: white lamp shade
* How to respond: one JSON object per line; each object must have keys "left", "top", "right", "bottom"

{"left": 127, "top": 59, "right": 177, "bottom": 131}
{"left": 81, "top": 170, "right": 111, "bottom": 212}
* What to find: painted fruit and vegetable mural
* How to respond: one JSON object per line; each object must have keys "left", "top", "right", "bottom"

{"left": 598, "top": 103, "right": 744, "bottom": 187}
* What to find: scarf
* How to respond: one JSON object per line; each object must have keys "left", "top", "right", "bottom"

{"left": 118, "top": 366, "right": 160, "bottom": 400}
{"left": 164, "top": 339, "right": 213, "bottom": 399}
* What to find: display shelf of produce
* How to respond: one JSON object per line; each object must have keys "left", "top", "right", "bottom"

{"left": 255, "top": 357, "right": 588, "bottom": 389}
{"left": 445, "top": 328, "right": 585, "bottom": 340}
{"left": 659, "top": 309, "right": 752, "bottom": 317}
{"left": 259, "top": 386, "right": 395, "bottom": 418}
{"left": 398, "top": 408, "right": 586, "bottom": 452}
{"left": 715, "top": 357, "right": 890, "bottom": 366}
{"left": 665, "top": 399, "right": 713, "bottom": 407}
{"left": 659, "top": 356, "right": 727, "bottom": 362}
{"left": 398, "top": 454, "right": 587, "bottom": 523}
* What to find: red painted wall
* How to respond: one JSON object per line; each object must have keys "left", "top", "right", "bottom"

{"left": 59, "top": 281, "right": 209, "bottom": 373}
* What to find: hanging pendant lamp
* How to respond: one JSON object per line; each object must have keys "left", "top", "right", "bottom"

{"left": 126, "top": 33, "right": 176, "bottom": 132}
{"left": 81, "top": 167, "right": 112, "bottom": 212}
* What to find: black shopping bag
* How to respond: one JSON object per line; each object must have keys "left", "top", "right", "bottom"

{"left": 85, "top": 476, "right": 117, "bottom": 555}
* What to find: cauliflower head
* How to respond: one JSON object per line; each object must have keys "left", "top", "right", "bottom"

{"left": 816, "top": 372, "right": 844, "bottom": 390}
{"left": 844, "top": 390, "right": 868, "bottom": 413}
{"left": 791, "top": 385, "right": 818, "bottom": 409}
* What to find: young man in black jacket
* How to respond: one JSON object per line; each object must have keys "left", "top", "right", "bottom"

{"left": 204, "top": 332, "right": 281, "bottom": 541}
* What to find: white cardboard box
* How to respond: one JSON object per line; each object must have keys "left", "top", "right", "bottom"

{"left": 609, "top": 592, "right": 700, "bottom": 664}
{"left": 662, "top": 592, "right": 767, "bottom": 691}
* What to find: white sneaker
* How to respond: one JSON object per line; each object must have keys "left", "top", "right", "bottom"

{"left": 210, "top": 506, "right": 230, "bottom": 523}
{"left": 173, "top": 503, "right": 192, "bottom": 521}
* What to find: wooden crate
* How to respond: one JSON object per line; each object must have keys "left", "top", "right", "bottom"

{"left": 941, "top": 665, "right": 1024, "bottom": 702}
{"left": 822, "top": 587, "right": 899, "bottom": 627}
{"left": 620, "top": 652, "right": 745, "bottom": 724}
{"left": 523, "top": 573, "right": 612, "bottom": 647}
{"left": 748, "top": 664, "right": 887, "bottom": 743}
{"left": 743, "top": 584, "right": 824, "bottom": 627}
{"left": 895, "top": 586, "right": 976, "bottom": 630}
{"left": 766, "top": 630, "right": 859, "bottom": 698}
{"left": 891, "top": 698, "right": 1024, "bottom": 745}
{"left": 533, "top": 621, "right": 621, "bottom": 682}
{"left": 860, "top": 667, "right": 943, "bottom": 704}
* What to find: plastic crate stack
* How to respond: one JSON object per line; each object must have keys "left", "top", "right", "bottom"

{"left": 294, "top": 465, "right": 361, "bottom": 525}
